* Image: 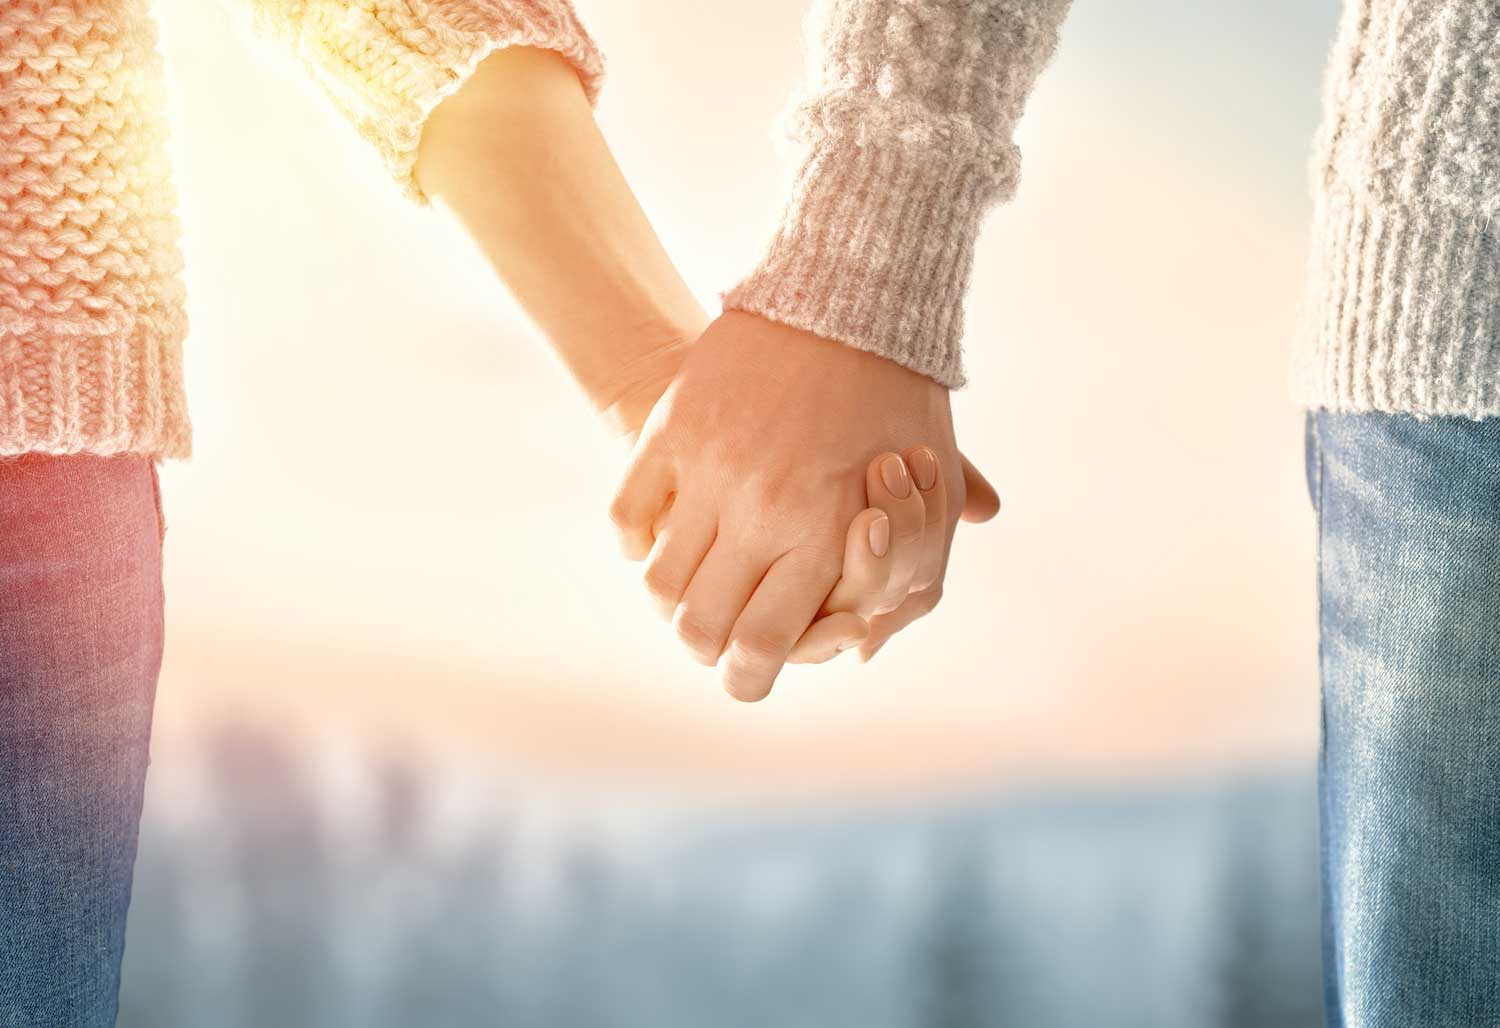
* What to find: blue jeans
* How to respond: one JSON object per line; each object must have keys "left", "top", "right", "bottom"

{"left": 0, "top": 455, "right": 165, "bottom": 1028}
{"left": 1307, "top": 411, "right": 1500, "bottom": 1027}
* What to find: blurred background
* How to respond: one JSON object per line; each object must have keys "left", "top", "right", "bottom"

{"left": 122, "top": 0, "right": 1342, "bottom": 1024}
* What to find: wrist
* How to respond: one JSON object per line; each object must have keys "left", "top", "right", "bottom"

{"left": 587, "top": 320, "right": 701, "bottom": 442}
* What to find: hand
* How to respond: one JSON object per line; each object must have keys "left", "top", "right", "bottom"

{"left": 853, "top": 451, "right": 999, "bottom": 661}
{"left": 788, "top": 447, "right": 999, "bottom": 664}
{"left": 784, "top": 449, "right": 936, "bottom": 663}
{"left": 610, "top": 310, "right": 986, "bottom": 701}
{"left": 594, "top": 328, "right": 697, "bottom": 445}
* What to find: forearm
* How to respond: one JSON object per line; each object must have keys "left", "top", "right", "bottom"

{"left": 414, "top": 47, "right": 706, "bottom": 435}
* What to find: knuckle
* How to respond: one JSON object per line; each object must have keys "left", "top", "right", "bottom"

{"left": 783, "top": 543, "right": 842, "bottom": 582}
{"left": 730, "top": 630, "right": 787, "bottom": 667}
{"left": 641, "top": 561, "right": 685, "bottom": 606}
{"left": 894, "top": 521, "right": 925, "bottom": 548}
{"left": 607, "top": 493, "right": 634, "bottom": 532}
{"left": 672, "top": 607, "right": 722, "bottom": 663}
{"left": 618, "top": 533, "right": 651, "bottom": 563}
{"left": 848, "top": 576, "right": 894, "bottom": 618}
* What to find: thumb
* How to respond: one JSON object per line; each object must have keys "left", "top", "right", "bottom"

{"left": 959, "top": 451, "right": 1001, "bottom": 523}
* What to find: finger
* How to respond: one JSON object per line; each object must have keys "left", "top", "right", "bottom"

{"left": 959, "top": 451, "right": 1001, "bottom": 523}
{"left": 641, "top": 498, "right": 716, "bottom": 621}
{"left": 857, "top": 585, "right": 943, "bottom": 663}
{"left": 821, "top": 507, "right": 893, "bottom": 617}
{"left": 904, "top": 445, "right": 948, "bottom": 592}
{"left": 720, "top": 546, "right": 841, "bottom": 702}
{"left": 650, "top": 492, "right": 676, "bottom": 538}
{"left": 787, "top": 611, "right": 869, "bottom": 665}
{"left": 609, "top": 445, "right": 675, "bottom": 561}
{"left": 866, "top": 452, "right": 926, "bottom": 613}
{"left": 672, "top": 539, "right": 773, "bottom": 667}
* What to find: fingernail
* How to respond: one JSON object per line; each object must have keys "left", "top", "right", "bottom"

{"left": 881, "top": 456, "right": 911, "bottom": 499}
{"left": 835, "top": 637, "right": 860, "bottom": 652}
{"left": 909, "top": 448, "right": 938, "bottom": 491}
{"left": 868, "top": 514, "right": 890, "bottom": 557}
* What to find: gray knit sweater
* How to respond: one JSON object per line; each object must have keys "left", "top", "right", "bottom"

{"left": 725, "top": 0, "right": 1500, "bottom": 420}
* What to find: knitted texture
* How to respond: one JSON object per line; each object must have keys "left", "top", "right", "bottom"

{"left": 236, "top": 0, "right": 604, "bottom": 204}
{"left": 0, "top": 0, "right": 603, "bottom": 459}
{"left": 730, "top": 0, "right": 1498, "bottom": 413}
{"left": 723, "top": 0, "right": 1073, "bottom": 389}
{"left": 1293, "top": 0, "right": 1500, "bottom": 419}
{"left": 0, "top": 1, "right": 188, "bottom": 456}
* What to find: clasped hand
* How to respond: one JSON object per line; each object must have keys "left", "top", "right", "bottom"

{"left": 610, "top": 311, "right": 999, "bottom": 701}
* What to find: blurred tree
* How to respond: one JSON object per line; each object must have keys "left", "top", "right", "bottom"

{"left": 917, "top": 832, "right": 1001, "bottom": 1028}
{"left": 1213, "top": 783, "right": 1321, "bottom": 1028}
{"left": 116, "top": 826, "right": 194, "bottom": 1027}
{"left": 201, "top": 722, "right": 333, "bottom": 1028}
{"left": 370, "top": 760, "right": 516, "bottom": 1028}
{"left": 374, "top": 746, "right": 429, "bottom": 855}
{"left": 546, "top": 833, "right": 619, "bottom": 1028}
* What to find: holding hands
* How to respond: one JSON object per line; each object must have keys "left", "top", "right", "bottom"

{"left": 610, "top": 312, "right": 1000, "bottom": 701}
{"left": 415, "top": 46, "right": 1000, "bottom": 702}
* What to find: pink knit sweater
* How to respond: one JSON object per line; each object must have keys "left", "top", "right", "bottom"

{"left": 0, "top": 0, "right": 602, "bottom": 458}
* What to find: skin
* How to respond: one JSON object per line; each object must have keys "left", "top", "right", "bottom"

{"left": 413, "top": 45, "right": 703, "bottom": 441}
{"left": 414, "top": 46, "right": 997, "bottom": 698}
{"left": 613, "top": 313, "right": 998, "bottom": 701}
{"left": 790, "top": 444, "right": 958, "bottom": 664}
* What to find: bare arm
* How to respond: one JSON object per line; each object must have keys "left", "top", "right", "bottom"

{"left": 414, "top": 47, "right": 706, "bottom": 440}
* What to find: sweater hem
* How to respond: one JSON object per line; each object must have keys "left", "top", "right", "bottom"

{"left": 0, "top": 318, "right": 192, "bottom": 461}
{"left": 1291, "top": 190, "right": 1500, "bottom": 420}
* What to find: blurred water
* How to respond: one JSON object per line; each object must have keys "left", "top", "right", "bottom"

{"left": 117, "top": 724, "right": 1320, "bottom": 1028}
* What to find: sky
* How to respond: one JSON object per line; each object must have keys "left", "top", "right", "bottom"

{"left": 147, "top": 0, "right": 1346, "bottom": 799}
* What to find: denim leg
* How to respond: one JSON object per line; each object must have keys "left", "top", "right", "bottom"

{"left": 1313, "top": 411, "right": 1500, "bottom": 1027}
{"left": 0, "top": 455, "right": 165, "bottom": 1028}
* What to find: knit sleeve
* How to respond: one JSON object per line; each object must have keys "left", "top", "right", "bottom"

{"left": 232, "top": 0, "right": 605, "bottom": 204}
{"left": 722, "top": 0, "right": 1070, "bottom": 389}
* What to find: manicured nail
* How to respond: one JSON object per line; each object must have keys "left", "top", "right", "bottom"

{"left": 909, "top": 447, "right": 938, "bottom": 491}
{"left": 868, "top": 514, "right": 890, "bottom": 557}
{"left": 881, "top": 456, "right": 911, "bottom": 498}
{"left": 836, "top": 637, "right": 861, "bottom": 652}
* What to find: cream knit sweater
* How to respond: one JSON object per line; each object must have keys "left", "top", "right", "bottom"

{"left": 2, "top": 1, "right": 1497, "bottom": 460}
{"left": 0, "top": 0, "right": 602, "bottom": 458}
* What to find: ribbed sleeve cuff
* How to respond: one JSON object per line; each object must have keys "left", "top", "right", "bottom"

{"left": 722, "top": 139, "right": 1003, "bottom": 389}
{"left": 1292, "top": 190, "right": 1500, "bottom": 419}
{"left": 292, "top": 0, "right": 605, "bottom": 204}
{"left": 0, "top": 308, "right": 192, "bottom": 459}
